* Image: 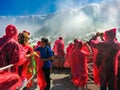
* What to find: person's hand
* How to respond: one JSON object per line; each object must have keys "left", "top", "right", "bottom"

{"left": 41, "top": 59, "right": 47, "bottom": 61}
{"left": 96, "top": 32, "right": 100, "bottom": 37}
{"left": 31, "top": 52, "right": 40, "bottom": 57}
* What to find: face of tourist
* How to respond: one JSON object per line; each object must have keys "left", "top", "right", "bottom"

{"left": 77, "top": 41, "right": 83, "bottom": 49}
{"left": 24, "top": 36, "right": 30, "bottom": 45}
{"left": 41, "top": 41, "right": 46, "bottom": 47}
{"left": 5, "top": 25, "right": 18, "bottom": 40}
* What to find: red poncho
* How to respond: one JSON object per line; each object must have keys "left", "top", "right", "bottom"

{"left": 91, "top": 28, "right": 120, "bottom": 89}
{"left": 35, "top": 53, "right": 46, "bottom": 90}
{"left": 0, "top": 25, "right": 20, "bottom": 72}
{"left": 91, "top": 38, "right": 100, "bottom": 85}
{"left": 64, "top": 43, "right": 74, "bottom": 68}
{"left": 53, "top": 40, "right": 59, "bottom": 55}
{"left": 71, "top": 42, "right": 88, "bottom": 87}
{"left": 0, "top": 72, "right": 21, "bottom": 90}
{"left": 0, "top": 25, "right": 21, "bottom": 89}
{"left": 92, "top": 48, "right": 100, "bottom": 85}
{"left": 19, "top": 45, "right": 33, "bottom": 82}
{"left": 53, "top": 39, "right": 65, "bottom": 56}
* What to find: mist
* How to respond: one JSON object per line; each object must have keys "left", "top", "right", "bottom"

{"left": 0, "top": 0, "right": 120, "bottom": 45}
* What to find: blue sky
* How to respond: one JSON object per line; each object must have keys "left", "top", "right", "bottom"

{"left": 0, "top": 0, "right": 107, "bottom": 16}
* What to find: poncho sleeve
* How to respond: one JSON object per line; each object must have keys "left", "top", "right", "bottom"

{"left": 2, "top": 40, "right": 20, "bottom": 66}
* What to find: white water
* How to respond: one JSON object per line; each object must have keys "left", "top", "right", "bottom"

{"left": 0, "top": 0, "right": 120, "bottom": 45}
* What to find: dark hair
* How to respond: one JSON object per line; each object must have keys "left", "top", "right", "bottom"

{"left": 41, "top": 38, "right": 48, "bottom": 45}
{"left": 18, "top": 33, "right": 25, "bottom": 45}
{"left": 74, "top": 39, "right": 78, "bottom": 44}
{"left": 59, "top": 37, "right": 63, "bottom": 40}
{"left": 18, "top": 33, "right": 29, "bottom": 45}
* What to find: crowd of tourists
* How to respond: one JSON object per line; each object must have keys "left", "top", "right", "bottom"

{"left": 0, "top": 25, "right": 120, "bottom": 90}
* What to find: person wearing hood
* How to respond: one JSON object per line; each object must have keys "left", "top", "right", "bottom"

{"left": 71, "top": 41, "right": 88, "bottom": 90}
{"left": 67, "top": 39, "right": 79, "bottom": 68}
{"left": 0, "top": 24, "right": 20, "bottom": 69}
{"left": 0, "top": 25, "right": 21, "bottom": 89}
{"left": 64, "top": 43, "right": 74, "bottom": 68}
{"left": 53, "top": 37, "right": 65, "bottom": 69}
{"left": 91, "top": 28, "right": 120, "bottom": 90}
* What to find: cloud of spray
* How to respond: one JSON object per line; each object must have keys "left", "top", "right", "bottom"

{"left": 38, "top": 0, "right": 120, "bottom": 43}
{"left": 0, "top": 0, "right": 120, "bottom": 44}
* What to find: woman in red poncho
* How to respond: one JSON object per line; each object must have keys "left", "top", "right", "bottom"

{"left": 64, "top": 43, "right": 74, "bottom": 68}
{"left": 67, "top": 39, "right": 79, "bottom": 68}
{"left": 18, "top": 31, "right": 33, "bottom": 88}
{"left": 91, "top": 28, "right": 120, "bottom": 90}
{"left": 71, "top": 41, "right": 88, "bottom": 90}
{"left": 0, "top": 25, "right": 22, "bottom": 90}
{"left": 53, "top": 37, "right": 65, "bottom": 69}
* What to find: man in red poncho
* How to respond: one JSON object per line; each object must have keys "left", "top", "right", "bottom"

{"left": 88, "top": 32, "right": 104, "bottom": 85}
{"left": 0, "top": 25, "right": 21, "bottom": 89}
{"left": 91, "top": 28, "right": 120, "bottom": 90}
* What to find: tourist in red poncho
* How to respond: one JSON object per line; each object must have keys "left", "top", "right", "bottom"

{"left": 88, "top": 32, "right": 104, "bottom": 85}
{"left": 0, "top": 25, "right": 21, "bottom": 90}
{"left": 18, "top": 31, "right": 33, "bottom": 88}
{"left": 67, "top": 39, "right": 79, "bottom": 68}
{"left": 53, "top": 37, "right": 65, "bottom": 69}
{"left": 71, "top": 41, "right": 88, "bottom": 90}
{"left": 91, "top": 28, "right": 120, "bottom": 90}
{"left": 64, "top": 43, "right": 74, "bottom": 68}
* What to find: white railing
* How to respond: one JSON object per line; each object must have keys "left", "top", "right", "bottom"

{"left": 87, "top": 63, "right": 94, "bottom": 84}
{"left": 0, "top": 64, "right": 14, "bottom": 71}
{"left": 19, "top": 73, "right": 35, "bottom": 90}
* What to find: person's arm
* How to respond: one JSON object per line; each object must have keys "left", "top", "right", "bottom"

{"left": 25, "top": 54, "right": 32, "bottom": 58}
{"left": 90, "top": 40, "right": 103, "bottom": 49}
{"left": 34, "top": 47, "right": 41, "bottom": 52}
{"left": 41, "top": 57, "right": 53, "bottom": 61}
{"left": 25, "top": 46, "right": 33, "bottom": 59}
{"left": 33, "top": 47, "right": 41, "bottom": 57}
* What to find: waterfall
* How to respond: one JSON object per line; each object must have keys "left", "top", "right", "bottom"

{"left": 0, "top": 0, "right": 120, "bottom": 45}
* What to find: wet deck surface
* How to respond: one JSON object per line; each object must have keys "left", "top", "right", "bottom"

{"left": 51, "top": 69, "right": 99, "bottom": 90}
{"left": 32, "top": 69, "right": 99, "bottom": 90}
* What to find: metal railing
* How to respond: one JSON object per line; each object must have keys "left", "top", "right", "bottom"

{"left": 19, "top": 73, "right": 35, "bottom": 90}
{"left": 0, "top": 64, "right": 14, "bottom": 71}
{"left": 87, "top": 63, "right": 94, "bottom": 84}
